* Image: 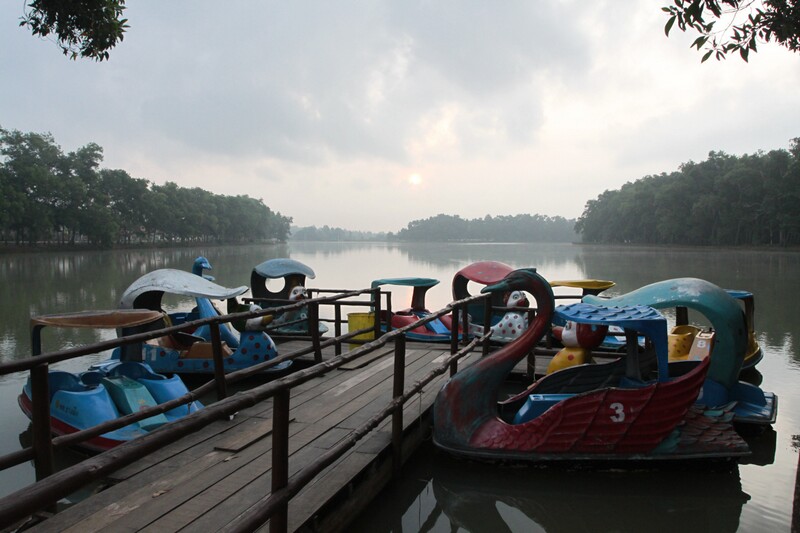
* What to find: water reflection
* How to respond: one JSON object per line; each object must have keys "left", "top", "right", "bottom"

{"left": 0, "top": 243, "right": 797, "bottom": 524}
{"left": 352, "top": 443, "right": 751, "bottom": 533}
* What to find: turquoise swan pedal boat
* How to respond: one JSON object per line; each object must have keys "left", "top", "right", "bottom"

{"left": 583, "top": 278, "right": 776, "bottom": 426}
{"left": 433, "top": 268, "right": 750, "bottom": 463}
{"left": 372, "top": 277, "right": 463, "bottom": 342}
{"left": 18, "top": 310, "right": 202, "bottom": 452}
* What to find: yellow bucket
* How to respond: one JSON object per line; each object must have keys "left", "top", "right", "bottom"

{"left": 348, "top": 312, "right": 375, "bottom": 346}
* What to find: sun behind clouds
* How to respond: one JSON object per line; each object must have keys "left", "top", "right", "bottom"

{"left": 408, "top": 173, "right": 423, "bottom": 186}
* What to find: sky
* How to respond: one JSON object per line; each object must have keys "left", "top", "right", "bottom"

{"left": 2, "top": 2, "right": 799, "bottom": 233}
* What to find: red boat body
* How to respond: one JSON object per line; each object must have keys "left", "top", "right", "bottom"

{"left": 433, "top": 268, "right": 749, "bottom": 462}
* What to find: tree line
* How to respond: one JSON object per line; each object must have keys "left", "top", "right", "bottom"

{"left": 0, "top": 128, "right": 292, "bottom": 247}
{"left": 576, "top": 139, "right": 800, "bottom": 246}
{"left": 290, "top": 225, "right": 387, "bottom": 242}
{"left": 390, "top": 213, "right": 578, "bottom": 242}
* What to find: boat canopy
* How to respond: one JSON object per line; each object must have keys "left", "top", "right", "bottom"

{"left": 253, "top": 258, "right": 316, "bottom": 280}
{"left": 31, "top": 310, "right": 165, "bottom": 330}
{"left": 371, "top": 277, "right": 439, "bottom": 311}
{"left": 556, "top": 302, "right": 669, "bottom": 382}
{"left": 452, "top": 261, "right": 513, "bottom": 289}
{"left": 251, "top": 258, "right": 316, "bottom": 301}
{"left": 119, "top": 269, "right": 248, "bottom": 311}
{"left": 551, "top": 279, "right": 616, "bottom": 295}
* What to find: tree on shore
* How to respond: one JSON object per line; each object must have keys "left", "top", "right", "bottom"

{"left": 576, "top": 139, "right": 800, "bottom": 246}
{"left": 0, "top": 127, "right": 292, "bottom": 247}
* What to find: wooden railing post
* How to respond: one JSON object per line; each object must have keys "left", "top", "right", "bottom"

{"left": 372, "top": 288, "right": 382, "bottom": 340}
{"left": 309, "top": 302, "right": 322, "bottom": 363}
{"left": 30, "top": 364, "right": 54, "bottom": 482}
{"left": 483, "top": 295, "right": 492, "bottom": 357}
{"left": 392, "top": 333, "right": 406, "bottom": 477}
{"left": 460, "top": 305, "right": 470, "bottom": 347}
{"left": 210, "top": 322, "right": 228, "bottom": 401}
{"left": 334, "top": 303, "right": 342, "bottom": 356}
{"left": 450, "top": 307, "right": 459, "bottom": 356}
{"left": 271, "top": 389, "right": 290, "bottom": 533}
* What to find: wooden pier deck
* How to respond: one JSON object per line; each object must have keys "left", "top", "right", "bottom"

{"left": 28, "top": 340, "right": 479, "bottom": 533}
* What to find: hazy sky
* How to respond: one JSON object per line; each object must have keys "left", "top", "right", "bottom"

{"left": 2, "top": 2, "right": 799, "bottom": 232}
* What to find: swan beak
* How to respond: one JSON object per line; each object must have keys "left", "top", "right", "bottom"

{"left": 261, "top": 315, "right": 274, "bottom": 326}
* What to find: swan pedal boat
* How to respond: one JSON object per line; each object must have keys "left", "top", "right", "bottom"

{"left": 372, "top": 277, "right": 463, "bottom": 342}
{"left": 583, "top": 278, "right": 775, "bottom": 425}
{"left": 17, "top": 310, "right": 202, "bottom": 452}
{"left": 433, "top": 268, "right": 752, "bottom": 463}
{"left": 249, "top": 258, "right": 328, "bottom": 335}
{"left": 112, "top": 268, "right": 289, "bottom": 374}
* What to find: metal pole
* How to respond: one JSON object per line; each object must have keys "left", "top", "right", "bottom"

{"left": 210, "top": 323, "right": 228, "bottom": 401}
{"left": 391, "top": 334, "right": 406, "bottom": 477}
{"left": 270, "top": 389, "right": 290, "bottom": 533}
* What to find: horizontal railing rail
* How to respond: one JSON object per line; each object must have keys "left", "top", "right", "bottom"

{"left": 0, "top": 288, "right": 496, "bottom": 530}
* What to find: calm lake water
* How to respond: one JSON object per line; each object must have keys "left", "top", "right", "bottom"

{"left": 0, "top": 242, "right": 798, "bottom": 532}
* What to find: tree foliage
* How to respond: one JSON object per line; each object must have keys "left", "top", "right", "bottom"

{"left": 20, "top": 0, "right": 128, "bottom": 61}
{"left": 664, "top": 0, "right": 800, "bottom": 61}
{"left": 0, "top": 127, "right": 292, "bottom": 247}
{"left": 392, "top": 214, "right": 577, "bottom": 243}
{"left": 291, "top": 226, "right": 387, "bottom": 242}
{"left": 576, "top": 139, "right": 800, "bottom": 246}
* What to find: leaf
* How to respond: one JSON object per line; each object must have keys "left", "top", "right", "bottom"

{"left": 702, "top": 50, "right": 713, "bottom": 62}
{"left": 665, "top": 16, "right": 677, "bottom": 36}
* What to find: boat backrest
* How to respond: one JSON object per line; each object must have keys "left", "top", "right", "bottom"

{"left": 48, "top": 371, "right": 86, "bottom": 398}
{"left": 108, "top": 362, "right": 164, "bottom": 381}
{"left": 80, "top": 371, "right": 105, "bottom": 387}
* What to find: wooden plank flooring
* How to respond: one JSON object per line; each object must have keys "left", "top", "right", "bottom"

{"left": 29, "top": 340, "right": 475, "bottom": 533}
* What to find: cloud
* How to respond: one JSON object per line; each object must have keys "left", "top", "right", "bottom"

{"left": 2, "top": 1, "right": 798, "bottom": 232}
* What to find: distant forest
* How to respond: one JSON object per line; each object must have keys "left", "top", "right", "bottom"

{"left": 0, "top": 128, "right": 292, "bottom": 247}
{"left": 577, "top": 139, "right": 800, "bottom": 246}
{"left": 290, "top": 225, "right": 387, "bottom": 241}
{"left": 390, "top": 214, "right": 578, "bottom": 242}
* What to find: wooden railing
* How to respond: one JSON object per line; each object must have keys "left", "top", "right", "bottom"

{"left": 0, "top": 287, "right": 494, "bottom": 531}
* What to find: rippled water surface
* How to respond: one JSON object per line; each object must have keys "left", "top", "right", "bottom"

{"left": 1, "top": 242, "right": 797, "bottom": 532}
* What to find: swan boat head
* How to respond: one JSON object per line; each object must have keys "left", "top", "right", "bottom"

{"left": 433, "top": 268, "right": 555, "bottom": 453}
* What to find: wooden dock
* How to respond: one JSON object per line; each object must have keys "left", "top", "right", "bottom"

{"left": 27, "top": 340, "right": 479, "bottom": 532}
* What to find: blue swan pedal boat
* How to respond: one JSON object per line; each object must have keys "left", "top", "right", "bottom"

{"left": 433, "top": 269, "right": 751, "bottom": 462}
{"left": 17, "top": 310, "right": 202, "bottom": 452}
{"left": 114, "top": 268, "right": 289, "bottom": 374}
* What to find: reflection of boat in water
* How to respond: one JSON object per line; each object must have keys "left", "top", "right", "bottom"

{"left": 429, "top": 447, "right": 750, "bottom": 533}
{"left": 17, "top": 310, "right": 202, "bottom": 452}
{"left": 114, "top": 269, "right": 289, "bottom": 374}
{"left": 434, "top": 268, "right": 752, "bottom": 463}
{"left": 249, "top": 258, "right": 328, "bottom": 335}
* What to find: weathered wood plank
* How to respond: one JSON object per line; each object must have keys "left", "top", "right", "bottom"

{"left": 29, "top": 341, "right": 463, "bottom": 533}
